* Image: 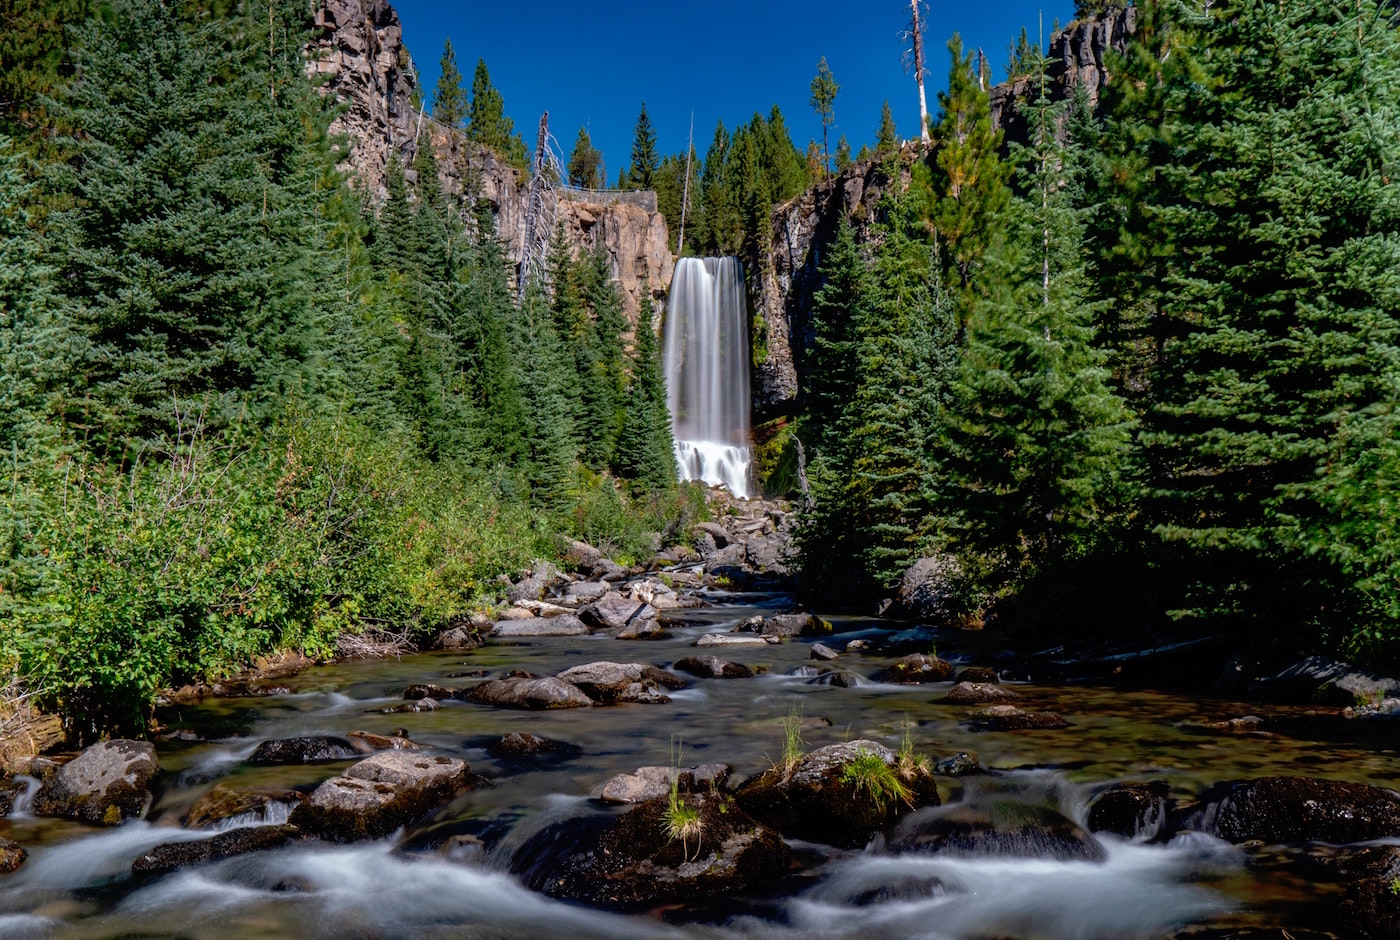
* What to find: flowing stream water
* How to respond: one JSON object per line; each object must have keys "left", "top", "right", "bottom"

{"left": 664, "top": 257, "right": 753, "bottom": 498}
{"left": 2, "top": 585, "right": 1398, "bottom": 938}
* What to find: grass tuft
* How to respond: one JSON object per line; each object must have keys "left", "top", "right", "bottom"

{"left": 840, "top": 747, "right": 911, "bottom": 811}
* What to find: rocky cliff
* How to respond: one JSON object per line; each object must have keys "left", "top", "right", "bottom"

{"left": 306, "top": 0, "right": 671, "bottom": 321}
{"left": 748, "top": 7, "right": 1134, "bottom": 415}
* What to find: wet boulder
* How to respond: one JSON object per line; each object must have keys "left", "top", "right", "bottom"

{"left": 465, "top": 677, "right": 593, "bottom": 709}
{"left": 289, "top": 751, "right": 470, "bottom": 842}
{"left": 599, "top": 763, "right": 731, "bottom": 804}
{"left": 347, "top": 731, "right": 422, "bottom": 751}
{"left": 0, "top": 838, "right": 25, "bottom": 874}
{"left": 183, "top": 785, "right": 304, "bottom": 829}
{"left": 1213, "top": 776, "right": 1400, "bottom": 844}
{"left": 735, "top": 740, "right": 940, "bottom": 849}
{"left": 877, "top": 653, "right": 955, "bottom": 684}
{"left": 966, "top": 705, "right": 1070, "bottom": 731}
{"left": 811, "top": 643, "right": 840, "bottom": 661}
{"left": 888, "top": 802, "right": 1107, "bottom": 862}
{"left": 1087, "top": 782, "right": 1171, "bottom": 841}
{"left": 491, "top": 614, "right": 591, "bottom": 637}
{"left": 956, "top": 667, "right": 1000, "bottom": 684}
{"left": 695, "top": 633, "right": 775, "bottom": 647}
{"left": 32, "top": 739, "right": 158, "bottom": 826}
{"left": 247, "top": 736, "right": 361, "bottom": 765}
{"left": 1338, "top": 845, "right": 1400, "bottom": 940}
{"left": 510, "top": 792, "right": 789, "bottom": 910}
{"left": 486, "top": 732, "right": 580, "bottom": 761}
{"left": 805, "top": 670, "right": 866, "bottom": 688}
{"left": 403, "top": 683, "right": 459, "bottom": 701}
{"left": 554, "top": 662, "right": 685, "bottom": 705}
{"left": 615, "top": 619, "right": 671, "bottom": 640}
{"left": 578, "top": 593, "right": 655, "bottom": 631}
{"left": 736, "top": 613, "right": 830, "bottom": 638}
{"left": 672, "top": 656, "right": 755, "bottom": 679}
{"left": 132, "top": 825, "right": 301, "bottom": 877}
{"left": 945, "top": 682, "right": 1019, "bottom": 705}
{"left": 933, "top": 752, "right": 983, "bottom": 777}
{"left": 374, "top": 697, "right": 440, "bottom": 714}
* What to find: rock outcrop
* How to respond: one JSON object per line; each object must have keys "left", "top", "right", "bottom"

{"left": 306, "top": 1, "right": 671, "bottom": 322}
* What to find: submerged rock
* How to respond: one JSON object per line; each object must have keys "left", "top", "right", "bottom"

{"left": 735, "top": 740, "right": 940, "bottom": 849}
{"left": 945, "top": 682, "right": 1019, "bottom": 705}
{"left": 966, "top": 705, "right": 1070, "bottom": 731}
{"left": 510, "top": 792, "right": 789, "bottom": 910}
{"left": 403, "top": 683, "right": 459, "bottom": 701}
{"left": 672, "top": 656, "right": 755, "bottom": 679}
{"left": 32, "top": 739, "right": 158, "bottom": 826}
{"left": 805, "top": 670, "right": 866, "bottom": 688}
{"left": 877, "top": 654, "right": 955, "bottom": 684}
{"left": 465, "top": 677, "right": 593, "bottom": 710}
{"left": 486, "top": 732, "right": 579, "bottom": 760}
{"left": 554, "top": 662, "right": 685, "bottom": 705}
{"left": 1087, "top": 782, "right": 1170, "bottom": 841}
{"left": 289, "top": 751, "right": 470, "bottom": 842}
{"left": 0, "top": 838, "right": 26, "bottom": 874}
{"left": 599, "top": 763, "right": 731, "bottom": 804}
{"left": 1213, "top": 776, "right": 1400, "bottom": 844}
{"left": 888, "top": 802, "right": 1107, "bottom": 862}
{"left": 247, "top": 737, "right": 361, "bottom": 765}
{"left": 184, "top": 785, "right": 304, "bottom": 830}
{"left": 132, "top": 825, "right": 301, "bottom": 877}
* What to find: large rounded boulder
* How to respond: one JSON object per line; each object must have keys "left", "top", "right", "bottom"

{"left": 554, "top": 662, "right": 685, "bottom": 705}
{"left": 734, "top": 740, "right": 939, "bottom": 849}
{"left": 32, "top": 739, "right": 158, "bottom": 826}
{"left": 1213, "top": 776, "right": 1400, "bottom": 844}
{"left": 289, "top": 751, "right": 471, "bottom": 841}
{"left": 465, "top": 677, "right": 593, "bottom": 709}
{"left": 887, "top": 801, "right": 1107, "bottom": 862}
{"left": 510, "top": 792, "right": 789, "bottom": 910}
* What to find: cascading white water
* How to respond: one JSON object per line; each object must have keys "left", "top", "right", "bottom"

{"left": 663, "top": 257, "right": 753, "bottom": 498}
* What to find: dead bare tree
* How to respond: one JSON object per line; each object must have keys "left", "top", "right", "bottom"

{"left": 901, "top": 0, "right": 932, "bottom": 150}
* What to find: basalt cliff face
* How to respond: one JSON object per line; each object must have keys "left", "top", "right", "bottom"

{"left": 748, "top": 8, "right": 1134, "bottom": 416}
{"left": 306, "top": 0, "right": 671, "bottom": 320}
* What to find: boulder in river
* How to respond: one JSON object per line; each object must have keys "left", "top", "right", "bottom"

{"left": 347, "top": 731, "right": 422, "bottom": 751}
{"left": 132, "top": 825, "right": 301, "bottom": 877}
{"left": 0, "top": 838, "right": 25, "bottom": 874}
{"left": 491, "top": 614, "right": 591, "bottom": 637}
{"left": 554, "top": 662, "right": 685, "bottom": 705}
{"left": 599, "top": 763, "right": 731, "bottom": 804}
{"left": 811, "top": 643, "right": 839, "bottom": 661}
{"left": 672, "top": 656, "right": 755, "bottom": 679}
{"left": 614, "top": 619, "right": 672, "bottom": 640}
{"left": 878, "top": 653, "right": 956, "bottom": 684}
{"left": 956, "top": 667, "right": 1000, "bottom": 684}
{"left": 510, "top": 792, "right": 789, "bottom": 910}
{"left": 1212, "top": 776, "right": 1400, "bottom": 844}
{"left": 183, "top": 785, "right": 304, "bottom": 829}
{"left": 465, "top": 677, "right": 593, "bottom": 709}
{"left": 578, "top": 594, "right": 655, "bottom": 631}
{"left": 945, "top": 681, "right": 1019, "bottom": 705}
{"left": 247, "top": 736, "right": 361, "bottom": 765}
{"left": 887, "top": 802, "right": 1107, "bottom": 862}
{"left": 434, "top": 625, "right": 481, "bottom": 651}
{"left": 1337, "top": 844, "right": 1400, "bottom": 940}
{"left": 694, "top": 633, "right": 775, "bottom": 647}
{"left": 735, "top": 740, "right": 940, "bottom": 849}
{"left": 966, "top": 705, "right": 1071, "bottom": 731}
{"left": 736, "top": 613, "right": 831, "bottom": 638}
{"left": 933, "top": 752, "right": 983, "bottom": 777}
{"left": 32, "top": 739, "right": 158, "bottom": 826}
{"left": 403, "top": 683, "right": 460, "bottom": 701}
{"left": 1087, "top": 782, "right": 1170, "bottom": 841}
{"left": 485, "top": 732, "right": 579, "bottom": 761}
{"left": 289, "top": 751, "right": 470, "bottom": 842}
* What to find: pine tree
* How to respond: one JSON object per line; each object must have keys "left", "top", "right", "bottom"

{"left": 875, "top": 100, "right": 899, "bottom": 157}
{"left": 1109, "top": 0, "right": 1400, "bottom": 646}
{"left": 626, "top": 103, "right": 659, "bottom": 191}
{"left": 466, "top": 58, "right": 527, "bottom": 168}
{"left": 0, "top": 0, "right": 91, "bottom": 144}
{"left": 809, "top": 56, "right": 839, "bottom": 180}
{"left": 433, "top": 38, "right": 467, "bottom": 129}
{"left": 567, "top": 126, "right": 604, "bottom": 189}
{"left": 941, "top": 57, "right": 1131, "bottom": 589}
{"left": 928, "top": 34, "right": 1010, "bottom": 294}
{"left": 834, "top": 136, "right": 851, "bottom": 171}
{"left": 512, "top": 282, "right": 577, "bottom": 508}
{"left": 804, "top": 218, "right": 870, "bottom": 453}
{"left": 615, "top": 295, "right": 676, "bottom": 490}
{"left": 698, "top": 121, "right": 741, "bottom": 255}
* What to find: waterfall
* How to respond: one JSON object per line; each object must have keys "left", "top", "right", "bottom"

{"left": 663, "top": 257, "right": 753, "bottom": 499}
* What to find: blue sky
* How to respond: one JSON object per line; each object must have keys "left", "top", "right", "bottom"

{"left": 393, "top": 0, "right": 1078, "bottom": 178}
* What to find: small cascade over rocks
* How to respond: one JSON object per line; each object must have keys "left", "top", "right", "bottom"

{"left": 664, "top": 257, "right": 753, "bottom": 498}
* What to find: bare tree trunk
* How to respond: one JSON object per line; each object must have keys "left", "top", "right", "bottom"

{"left": 911, "top": 0, "right": 931, "bottom": 148}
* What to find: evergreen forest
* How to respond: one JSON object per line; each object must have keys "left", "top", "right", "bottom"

{"left": 2, "top": 0, "right": 1400, "bottom": 746}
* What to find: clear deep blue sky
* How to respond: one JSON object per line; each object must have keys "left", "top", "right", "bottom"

{"left": 394, "top": 1, "right": 1077, "bottom": 178}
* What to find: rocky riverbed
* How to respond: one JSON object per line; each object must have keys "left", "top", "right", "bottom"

{"left": 3, "top": 503, "right": 1400, "bottom": 938}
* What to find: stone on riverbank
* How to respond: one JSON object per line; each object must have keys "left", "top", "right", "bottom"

{"left": 32, "top": 739, "right": 158, "bottom": 826}
{"left": 289, "top": 751, "right": 470, "bottom": 842}
{"left": 491, "top": 614, "right": 591, "bottom": 637}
